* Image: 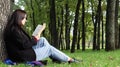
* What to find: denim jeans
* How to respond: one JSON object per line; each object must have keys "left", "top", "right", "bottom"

{"left": 32, "top": 37, "right": 70, "bottom": 62}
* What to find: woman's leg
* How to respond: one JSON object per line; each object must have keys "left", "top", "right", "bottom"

{"left": 32, "top": 37, "right": 70, "bottom": 62}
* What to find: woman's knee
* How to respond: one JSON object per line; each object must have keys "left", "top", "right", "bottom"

{"left": 36, "top": 37, "right": 47, "bottom": 47}
{"left": 39, "top": 37, "right": 48, "bottom": 42}
{"left": 40, "top": 37, "right": 50, "bottom": 46}
{"left": 37, "top": 37, "right": 46, "bottom": 43}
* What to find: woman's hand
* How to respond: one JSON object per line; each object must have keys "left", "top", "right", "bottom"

{"left": 42, "top": 23, "right": 46, "bottom": 31}
{"left": 33, "top": 23, "right": 46, "bottom": 40}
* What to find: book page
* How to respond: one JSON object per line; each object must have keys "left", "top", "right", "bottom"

{"left": 32, "top": 25, "right": 43, "bottom": 36}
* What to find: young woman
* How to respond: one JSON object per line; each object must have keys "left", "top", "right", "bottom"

{"left": 3, "top": 9, "right": 79, "bottom": 63}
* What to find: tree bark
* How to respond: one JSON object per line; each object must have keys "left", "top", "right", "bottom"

{"left": 105, "top": 0, "right": 116, "bottom": 51}
{"left": 81, "top": 0, "right": 85, "bottom": 51}
{"left": 71, "top": 0, "right": 81, "bottom": 53}
{"left": 0, "top": 0, "right": 11, "bottom": 61}
{"left": 101, "top": 13, "right": 104, "bottom": 49}
{"left": 115, "top": 0, "right": 119, "bottom": 49}
{"left": 77, "top": 29, "right": 80, "bottom": 49}
{"left": 65, "top": 1, "right": 70, "bottom": 50}
{"left": 90, "top": 0, "right": 97, "bottom": 50}
{"left": 96, "top": 0, "right": 102, "bottom": 50}
{"left": 59, "top": 7, "right": 65, "bottom": 50}
{"left": 49, "top": 0, "right": 59, "bottom": 49}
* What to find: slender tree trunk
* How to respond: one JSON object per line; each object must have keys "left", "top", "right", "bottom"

{"left": 60, "top": 7, "right": 65, "bottom": 50}
{"left": 96, "top": 0, "right": 101, "bottom": 50}
{"left": 119, "top": 25, "right": 120, "bottom": 48}
{"left": 71, "top": 0, "right": 81, "bottom": 53}
{"left": 77, "top": 29, "right": 80, "bottom": 49}
{"left": 101, "top": 13, "right": 104, "bottom": 49}
{"left": 115, "top": 0, "right": 119, "bottom": 49}
{"left": 0, "top": 0, "right": 11, "bottom": 61}
{"left": 93, "top": 23, "right": 97, "bottom": 50}
{"left": 65, "top": 1, "right": 70, "bottom": 50}
{"left": 90, "top": 0, "right": 96, "bottom": 50}
{"left": 81, "top": 0, "right": 85, "bottom": 51}
{"left": 105, "top": 0, "right": 116, "bottom": 51}
{"left": 49, "top": 0, "right": 59, "bottom": 48}
{"left": 58, "top": 17, "right": 61, "bottom": 49}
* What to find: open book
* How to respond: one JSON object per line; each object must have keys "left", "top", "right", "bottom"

{"left": 32, "top": 24, "right": 43, "bottom": 36}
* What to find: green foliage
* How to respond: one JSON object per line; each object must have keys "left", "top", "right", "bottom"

{"left": 1, "top": 49, "right": 120, "bottom": 67}
{"left": 13, "top": 0, "right": 107, "bottom": 32}
{"left": 13, "top": 0, "right": 110, "bottom": 50}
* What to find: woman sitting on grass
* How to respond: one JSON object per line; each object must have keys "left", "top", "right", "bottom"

{"left": 3, "top": 9, "right": 80, "bottom": 64}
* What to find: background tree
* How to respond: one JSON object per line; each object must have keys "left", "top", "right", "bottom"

{"left": 105, "top": 0, "right": 116, "bottom": 51}
{"left": 71, "top": 0, "right": 81, "bottom": 53}
{"left": 115, "top": 0, "right": 119, "bottom": 49}
{"left": 90, "top": 0, "right": 97, "bottom": 50}
{"left": 96, "top": 0, "right": 102, "bottom": 50}
{"left": 49, "top": 0, "right": 59, "bottom": 48}
{"left": 13, "top": 0, "right": 120, "bottom": 51}
{"left": 65, "top": 0, "right": 70, "bottom": 50}
{"left": 81, "top": 0, "right": 85, "bottom": 51}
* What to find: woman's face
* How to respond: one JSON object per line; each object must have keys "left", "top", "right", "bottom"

{"left": 20, "top": 14, "right": 27, "bottom": 26}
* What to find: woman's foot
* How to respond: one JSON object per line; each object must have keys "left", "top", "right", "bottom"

{"left": 68, "top": 58, "right": 83, "bottom": 64}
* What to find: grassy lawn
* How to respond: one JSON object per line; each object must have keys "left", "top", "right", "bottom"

{"left": 0, "top": 49, "right": 120, "bottom": 67}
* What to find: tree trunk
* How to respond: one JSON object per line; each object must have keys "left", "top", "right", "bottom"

{"left": 65, "top": 1, "right": 70, "bottom": 50}
{"left": 105, "top": 0, "right": 116, "bottom": 51}
{"left": 49, "top": 0, "right": 59, "bottom": 49}
{"left": 119, "top": 25, "right": 120, "bottom": 48}
{"left": 77, "top": 29, "right": 80, "bottom": 49}
{"left": 96, "top": 0, "right": 101, "bottom": 50}
{"left": 71, "top": 0, "right": 81, "bottom": 53}
{"left": 0, "top": 0, "right": 11, "bottom": 61}
{"left": 93, "top": 23, "right": 97, "bottom": 50}
{"left": 90, "top": 0, "right": 97, "bottom": 50}
{"left": 81, "top": 0, "right": 85, "bottom": 51}
{"left": 60, "top": 7, "right": 65, "bottom": 50}
{"left": 115, "top": 0, "right": 119, "bottom": 49}
{"left": 101, "top": 13, "right": 104, "bottom": 49}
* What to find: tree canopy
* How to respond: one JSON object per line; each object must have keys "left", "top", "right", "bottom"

{"left": 12, "top": 0, "right": 120, "bottom": 52}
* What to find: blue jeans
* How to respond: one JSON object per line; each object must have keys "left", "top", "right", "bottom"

{"left": 32, "top": 37, "right": 70, "bottom": 62}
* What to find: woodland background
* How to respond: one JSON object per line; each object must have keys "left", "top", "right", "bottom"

{"left": 0, "top": 0, "right": 120, "bottom": 60}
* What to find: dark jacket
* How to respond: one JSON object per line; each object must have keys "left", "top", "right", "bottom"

{"left": 4, "top": 26, "right": 37, "bottom": 62}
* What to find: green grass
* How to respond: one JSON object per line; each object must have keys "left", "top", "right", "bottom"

{"left": 1, "top": 49, "right": 120, "bottom": 67}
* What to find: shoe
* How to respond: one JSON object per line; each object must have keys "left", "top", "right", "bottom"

{"left": 4, "top": 58, "right": 16, "bottom": 65}
{"left": 68, "top": 58, "right": 83, "bottom": 64}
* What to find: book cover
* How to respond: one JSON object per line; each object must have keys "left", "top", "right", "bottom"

{"left": 32, "top": 24, "right": 43, "bottom": 36}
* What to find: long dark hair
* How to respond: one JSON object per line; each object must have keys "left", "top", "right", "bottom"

{"left": 4, "top": 9, "right": 27, "bottom": 38}
{"left": 6, "top": 9, "right": 26, "bottom": 28}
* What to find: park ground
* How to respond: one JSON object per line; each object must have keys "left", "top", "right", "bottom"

{"left": 0, "top": 49, "right": 120, "bottom": 67}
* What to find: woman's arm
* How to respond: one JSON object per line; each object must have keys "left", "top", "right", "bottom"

{"left": 13, "top": 29, "right": 37, "bottom": 49}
